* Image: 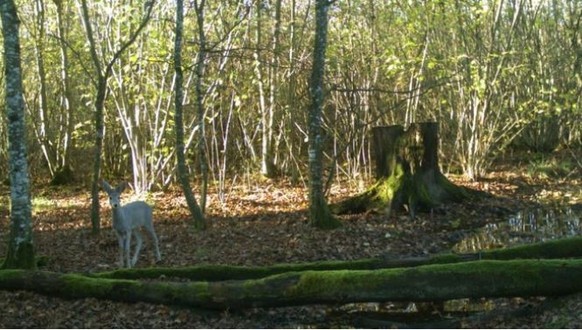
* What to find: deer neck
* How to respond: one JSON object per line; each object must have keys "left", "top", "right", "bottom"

{"left": 111, "top": 206, "right": 131, "bottom": 231}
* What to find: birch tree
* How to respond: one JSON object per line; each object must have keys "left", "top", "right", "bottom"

{"left": 1, "top": 0, "right": 36, "bottom": 269}
{"left": 308, "top": 0, "right": 340, "bottom": 229}
{"left": 52, "top": 0, "right": 76, "bottom": 182}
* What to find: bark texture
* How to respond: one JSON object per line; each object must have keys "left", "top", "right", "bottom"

{"left": 308, "top": 0, "right": 340, "bottom": 229}
{"left": 1, "top": 0, "right": 36, "bottom": 270}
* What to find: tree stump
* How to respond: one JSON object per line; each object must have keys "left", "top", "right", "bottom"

{"left": 332, "top": 122, "right": 471, "bottom": 218}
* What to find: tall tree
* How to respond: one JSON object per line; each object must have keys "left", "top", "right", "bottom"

{"left": 79, "top": 0, "right": 155, "bottom": 234}
{"left": 193, "top": 0, "right": 209, "bottom": 214}
{"left": 30, "top": 0, "right": 55, "bottom": 176}
{"left": 53, "top": 0, "right": 76, "bottom": 181}
{"left": 1, "top": 0, "right": 36, "bottom": 269}
{"left": 255, "top": 0, "right": 282, "bottom": 178}
{"left": 308, "top": 0, "right": 341, "bottom": 229}
{"left": 174, "top": 0, "right": 207, "bottom": 230}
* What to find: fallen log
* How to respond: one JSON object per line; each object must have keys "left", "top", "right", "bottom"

{"left": 92, "top": 236, "right": 582, "bottom": 281}
{"left": 1, "top": 259, "right": 582, "bottom": 310}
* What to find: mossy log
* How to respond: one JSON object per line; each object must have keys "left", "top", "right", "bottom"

{"left": 2, "top": 238, "right": 580, "bottom": 309}
{"left": 1, "top": 260, "right": 582, "bottom": 310}
{"left": 332, "top": 122, "right": 478, "bottom": 216}
{"left": 89, "top": 236, "right": 582, "bottom": 282}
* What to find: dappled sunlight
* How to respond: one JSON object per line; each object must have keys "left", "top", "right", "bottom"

{"left": 0, "top": 157, "right": 581, "bottom": 327}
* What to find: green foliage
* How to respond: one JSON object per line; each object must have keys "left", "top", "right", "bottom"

{"left": 5, "top": 0, "right": 581, "bottom": 185}
{"left": 31, "top": 195, "right": 69, "bottom": 213}
{"left": 526, "top": 155, "right": 574, "bottom": 179}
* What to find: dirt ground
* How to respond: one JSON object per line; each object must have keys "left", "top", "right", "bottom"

{"left": 0, "top": 152, "right": 581, "bottom": 328}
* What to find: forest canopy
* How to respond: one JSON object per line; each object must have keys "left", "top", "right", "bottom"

{"left": 1, "top": 0, "right": 580, "bottom": 188}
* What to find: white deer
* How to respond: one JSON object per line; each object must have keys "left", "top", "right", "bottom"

{"left": 101, "top": 179, "right": 161, "bottom": 268}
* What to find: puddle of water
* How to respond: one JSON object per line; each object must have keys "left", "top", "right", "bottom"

{"left": 453, "top": 206, "right": 582, "bottom": 253}
{"left": 328, "top": 207, "right": 582, "bottom": 322}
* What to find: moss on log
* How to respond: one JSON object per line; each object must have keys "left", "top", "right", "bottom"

{"left": 90, "top": 236, "right": 582, "bottom": 282}
{"left": 92, "top": 259, "right": 392, "bottom": 281}
{"left": 480, "top": 236, "right": 582, "bottom": 260}
{"left": 2, "top": 260, "right": 582, "bottom": 310}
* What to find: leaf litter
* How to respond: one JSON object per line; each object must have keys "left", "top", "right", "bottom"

{"left": 0, "top": 157, "right": 581, "bottom": 328}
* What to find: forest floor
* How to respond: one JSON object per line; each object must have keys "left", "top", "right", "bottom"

{"left": 0, "top": 150, "right": 581, "bottom": 328}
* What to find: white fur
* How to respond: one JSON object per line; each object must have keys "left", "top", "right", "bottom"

{"left": 101, "top": 180, "right": 161, "bottom": 268}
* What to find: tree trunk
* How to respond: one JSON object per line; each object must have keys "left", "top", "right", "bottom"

{"left": 308, "top": 0, "right": 341, "bottom": 229}
{"left": 0, "top": 0, "right": 36, "bottom": 270}
{"left": 1, "top": 260, "right": 582, "bottom": 310}
{"left": 32, "top": 0, "right": 56, "bottom": 177}
{"left": 81, "top": 0, "right": 155, "bottom": 234}
{"left": 255, "top": 0, "right": 282, "bottom": 179}
{"left": 193, "top": 0, "right": 209, "bottom": 215}
{"left": 54, "top": 0, "right": 76, "bottom": 178}
{"left": 333, "top": 122, "right": 474, "bottom": 217}
{"left": 174, "top": 0, "right": 206, "bottom": 230}
{"left": 79, "top": 0, "right": 105, "bottom": 234}
{"left": 89, "top": 77, "right": 107, "bottom": 234}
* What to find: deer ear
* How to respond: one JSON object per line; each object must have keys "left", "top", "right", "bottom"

{"left": 117, "top": 182, "right": 128, "bottom": 193}
{"left": 101, "top": 179, "right": 113, "bottom": 193}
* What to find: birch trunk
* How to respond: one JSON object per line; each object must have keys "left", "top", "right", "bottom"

{"left": 0, "top": 0, "right": 36, "bottom": 270}
{"left": 308, "top": 0, "right": 340, "bottom": 229}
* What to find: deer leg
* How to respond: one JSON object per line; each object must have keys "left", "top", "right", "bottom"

{"left": 124, "top": 231, "right": 132, "bottom": 268}
{"left": 131, "top": 230, "right": 143, "bottom": 267}
{"left": 115, "top": 232, "right": 125, "bottom": 268}
{"left": 145, "top": 225, "right": 162, "bottom": 262}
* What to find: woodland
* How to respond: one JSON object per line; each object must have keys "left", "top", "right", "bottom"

{"left": 0, "top": 0, "right": 581, "bottom": 328}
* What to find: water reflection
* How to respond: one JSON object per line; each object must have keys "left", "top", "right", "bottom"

{"left": 453, "top": 206, "right": 582, "bottom": 253}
